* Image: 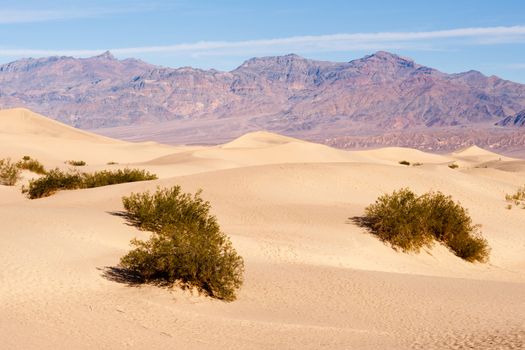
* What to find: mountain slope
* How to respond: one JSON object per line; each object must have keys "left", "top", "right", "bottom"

{"left": 1, "top": 51, "right": 525, "bottom": 148}
{"left": 496, "top": 110, "right": 525, "bottom": 127}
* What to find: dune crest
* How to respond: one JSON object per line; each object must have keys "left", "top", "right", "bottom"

{"left": 0, "top": 108, "right": 114, "bottom": 142}
{"left": 221, "top": 131, "right": 302, "bottom": 149}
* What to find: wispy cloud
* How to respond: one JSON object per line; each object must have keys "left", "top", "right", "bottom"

{"left": 0, "top": 25, "right": 524, "bottom": 58}
{"left": 508, "top": 63, "right": 525, "bottom": 69}
{"left": 0, "top": 4, "right": 157, "bottom": 24}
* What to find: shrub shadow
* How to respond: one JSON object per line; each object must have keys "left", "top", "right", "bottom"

{"left": 347, "top": 216, "right": 375, "bottom": 231}
{"left": 99, "top": 266, "right": 144, "bottom": 286}
{"left": 107, "top": 210, "right": 142, "bottom": 227}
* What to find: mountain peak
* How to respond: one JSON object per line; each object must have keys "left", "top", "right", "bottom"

{"left": 93, "top": 51, "right": 116, "bottom": 60}
{"left": 235, "top": 53, "right": 309, "bottom": 70}
{"left": 358, "top": 51, "right": 415, "bottom": 66}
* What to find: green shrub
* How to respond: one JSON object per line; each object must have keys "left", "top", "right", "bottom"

{"left": 0, "top": 158, "right": 21, "bottom": 186}
{"left": 83, "top": 168, "right": 157, "bottom": 188}
{"left": 399, "top": 160, "right": 410, "bottom": 166}
{"left": 26, "top": 168, "right": 84, "bottom": 198}
{"left": 16, "top": 156, "right": 46, "bottom": 175}
{"left": 66, "top": 160, "right": 87, "bottom": 166}
{"left": 26, "top": 168, "right": 158, "bottom": 199}
{"left": 363, "top": 188, "right": 432, "bottom": 251}
{"left": 361, "top": 188, "right": 489, "bottom": 262}
{"left": 448, "top": 163, "right": 459, "bottom": 169}
{"left": 120, "top": 186, "right": 244, "bottom": 301}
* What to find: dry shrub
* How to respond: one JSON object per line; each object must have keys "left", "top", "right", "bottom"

{"left": 26, "top": 168, "right": 157, "bottom": 199}
{"left": 362, "top": 188, "right": 489, "bottom": 262}
{"left": 0, "top": 158, "right": 21, "bottom": 186}
{"left": 120, "top": 186, "right": 244, "bottom": 301}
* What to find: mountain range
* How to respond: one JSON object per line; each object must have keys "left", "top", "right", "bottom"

{"left": 1, "top": 50, "right": 525, "bottom": 153}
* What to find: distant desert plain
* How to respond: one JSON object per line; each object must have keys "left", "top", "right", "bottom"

{"left": 1, "top": 107, "right": 525, "bottom": 349}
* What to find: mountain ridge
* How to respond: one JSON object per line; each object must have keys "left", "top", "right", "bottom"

{"left": 0, "top": 50, "right": 524, "bottom": 150}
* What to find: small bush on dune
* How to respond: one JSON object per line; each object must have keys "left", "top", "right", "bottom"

{"left": 123, "top": 186, "right": 213, "bottom": 232}
{"left": 26, "top": 168, "right": 158, "bottom": 199}
{"left": 16, "top": 156, "right": 46, "bottom": 175}
{"left": 120, "top": 186, "right": 244, "bottom": 301}
{"left": 26, "top": 168, "right": 84, "bottom": 198}
{"left": 399, "top": 160, "right": 410, "bottom": 166}
{"left": 448, "top": 163, "right": 459, "bottom": 169}
{"left": 83, "top": 168, "right": 157, "bottom": 188}
{"left": 363, "top": 188, "right": 433, "bottom": 251}
{"left": 0, "top": 158, "right": 21, "bottom": 186}
{"left": 66, "top": 160, "right": 87, "bottom": 166}
{"left": 361, "top": 188, "right": 489, "bottom": 262}
{"left": 505, "top": 185, "right": 525, "bottom": 208}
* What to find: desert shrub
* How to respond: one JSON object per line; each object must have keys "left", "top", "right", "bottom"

{"left": 412, "top": 162, "right": 423, "bottom": 167}
{"left": 26, "top": 168, "right": 84, "bottom": 198}
{"left": 107, "top": 161, "right": 118, "bottom": 165}
{"left": 120, "top": 186, "right": 244, "bottom": 301}
{"left": 364, "top": 188, "right": 432, "bottom": 251}
{"left": 26, "top": 168, "right": 158, "bottom": 199}
{"left": 399, "top": 160, "right": 410, "bottom": 166}
{"left": 83, "top": 168, "right": 157, "bottom": 188}
{"left": 505, "top": 185, "right": 525, "bottom": 208}
{"left": 16, "top": 156, "right": 46, "bottom": 175}
{"left": 448, "top": 163, "right": 459, "bottom": 169}
{"left": 362, "top": 188, "right": 489, "bottom": 262}
{"left": 66, "top": 160, "right": 87, "bottom": 166}
{"left": 0, "top": 158, "right": 21, "bottom": 186}
{"left": 123, "top": 186, "right": 212, "bottom": 232}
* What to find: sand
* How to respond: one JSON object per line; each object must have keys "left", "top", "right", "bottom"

{"left": 1, "top": 108, "right": 524, "bottom": 349}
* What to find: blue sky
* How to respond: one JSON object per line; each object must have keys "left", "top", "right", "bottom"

{"left": 1, "top": 0, "right": 525, "bottom": 82}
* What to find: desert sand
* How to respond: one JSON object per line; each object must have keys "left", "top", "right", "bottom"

{"left": 1, "top": 108, "right": 524, "bottom": 349}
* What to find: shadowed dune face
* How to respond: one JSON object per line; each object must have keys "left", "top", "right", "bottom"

{"left": 1, "top": 108, "right": 525, "bottom": 349}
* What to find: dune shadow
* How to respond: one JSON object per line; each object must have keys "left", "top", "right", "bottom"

{"left": 99, "top": 266, "right": 144, "bottom": 286}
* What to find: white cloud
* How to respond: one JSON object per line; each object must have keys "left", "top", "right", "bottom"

{"left": 0, "top": 4, "right": 156, "bottom": 24}
{"left": 0, "top": 25, "right": 524, "bottom": 58}
{"left": 508, "top": 63, "right": 525, "bottom": 69}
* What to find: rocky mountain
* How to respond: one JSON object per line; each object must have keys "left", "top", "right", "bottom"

{"left": 496, "top": 110, "right": 525, "bottom": 127}
{"left": 1, "top": 50, "right": 525, "bottom": 150}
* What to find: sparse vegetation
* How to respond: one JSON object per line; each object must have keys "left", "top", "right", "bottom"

{"left": 357, "top": 188, "right": 489, "bottom": 262}
{"left": 83, "top": 169, "right": 157, "bottom": 188}
{"left": 505, "top": 185, "right": 525, "bottom": 209}
{"left": 119, "top": 186, "right": 244, "bottom": 301}
{"left": 412, "top": 162, "right": 423, "bottom": 167}
{"left": 26, "top": 168, "right": 157, "bottom": 199}
{"left": 26, "top": 168, "right": 84, "bottom": 198}
{"left": 448, "top": 163, "right": 459, "bottom": 169}
{"left": 107, "top": 161, "right": 118, "bottom": 165}
{"left": 66, "top": 160, "right": 87, "bottom": 166}
{"left": 0, "top": 158, "right": 22, "bottom": 186}
{"left": 16, "top": 156, "right": 46, "bottom": 175}
{"left": 399, "top": 160, "right": 410, "bottom": 166}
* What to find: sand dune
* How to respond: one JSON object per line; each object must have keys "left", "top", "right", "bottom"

{"left": 1, "top": 109, "right": 525, "bottom": 349}
{"left": 0, "top": 108, "right": 180, "bottom": 166}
